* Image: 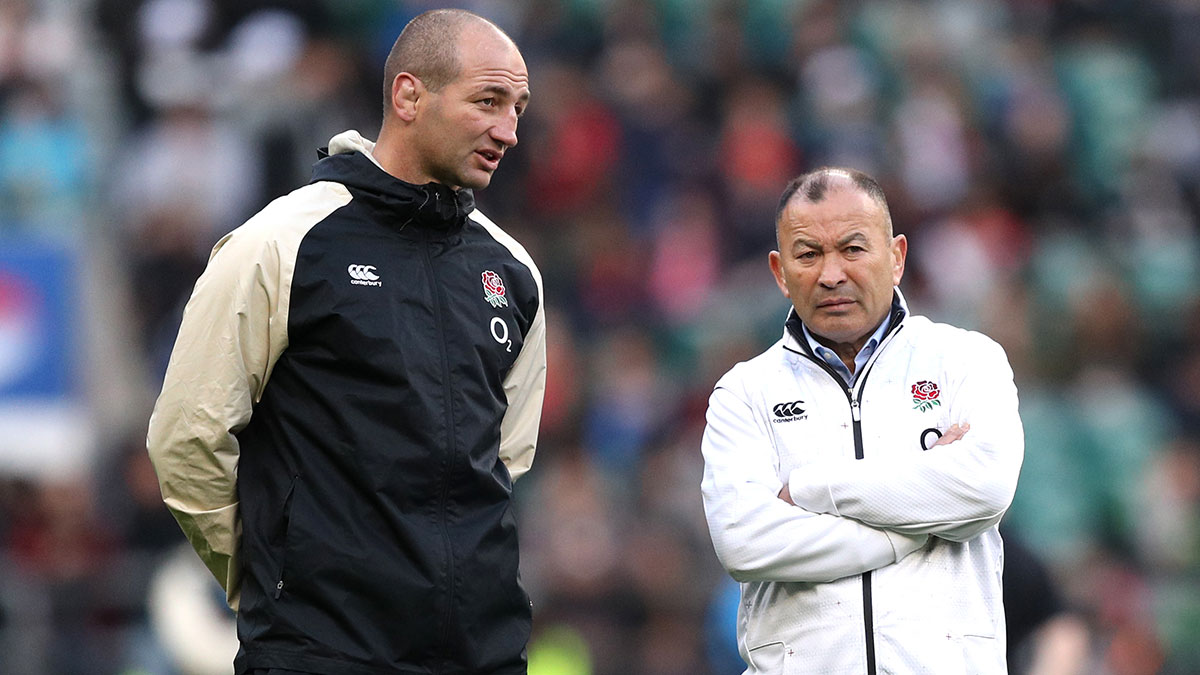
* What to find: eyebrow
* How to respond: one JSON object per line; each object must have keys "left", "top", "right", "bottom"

{"left": 790, "top": 237, "right": 820, "bottom": 254}
{"left": 480, "top": 84, "right": 531, "bottom": 104}
{"left": 789, "top": 230, "right": 870, "bottom": 254}
{"left": 837, "top": 231, "right": 870, "bottom": 247}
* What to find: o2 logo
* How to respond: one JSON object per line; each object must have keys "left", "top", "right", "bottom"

{"left": 920, "top": 427, "right": 942, "bottom": 451}
{"left": 490, "top": 317, "right": 512, "bottom": 352}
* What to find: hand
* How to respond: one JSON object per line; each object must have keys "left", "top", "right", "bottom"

{"left": 932, "top": 422, "right": 970, "bottom": 447}
{"left": 778, "top": 482, "right": 795, "bottom": 505}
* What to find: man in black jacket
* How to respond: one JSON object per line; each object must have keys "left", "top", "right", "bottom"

{"left": 147, "top": 9, "right": 545, "bottom": 674}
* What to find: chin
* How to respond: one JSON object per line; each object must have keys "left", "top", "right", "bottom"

{"left": 459, "top": 173, "right": 492, "bottom": 191}
{"left": 809, "top": 321, "right": 859, "bottom": 344}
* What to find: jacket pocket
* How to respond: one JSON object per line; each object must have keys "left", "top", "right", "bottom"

{"left": 746, "top": 641, "right": 788, "bottom": 674}
{"left": 273, "top": 475, "right": 299, "bottom": 599}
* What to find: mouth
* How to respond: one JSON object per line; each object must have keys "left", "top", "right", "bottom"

{"left": 475, "top": 149, "right": 502, "bottom": 169}
{"left": 816, "top": 298, "right": 856, "bottom": 310}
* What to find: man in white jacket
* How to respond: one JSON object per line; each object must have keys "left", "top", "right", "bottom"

{"left": 700, "top": 168, "right": 1024, "bottom": 674}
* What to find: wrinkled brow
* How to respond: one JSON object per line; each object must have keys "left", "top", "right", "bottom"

{"left": 837, "top": 231, "right": 870, "bottom": 247}
{"left": 480, "top": 83, "right": 530, "bottom": 103}
{"left": 790, "top": 236, "right": 821, "bottom": 254}
{"left": 789, "top": 230, "right": 870, "bottom": 255}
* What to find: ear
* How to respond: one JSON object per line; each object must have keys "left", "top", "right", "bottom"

{"left": 891, "top": 234, "right": 907, "bottom": 286}
{"left": 768, "top": 250, "right": 791, "bottom": 298}
{"left": 390, "top": 72, "right": 423, "bottom": 123}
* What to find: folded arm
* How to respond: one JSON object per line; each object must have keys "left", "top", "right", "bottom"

{"left": 701, "top": 381, "right": 927, "bottom": 584}
{"left": 786, "top": 335, "right": 1024, "bottom": 542}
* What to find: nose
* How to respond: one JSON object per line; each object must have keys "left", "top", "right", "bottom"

{"left": 492, "top": 109, "right": 519, "bottom": 149}
{"left": 817, "top": 256, "right": 846, "bottom": 288}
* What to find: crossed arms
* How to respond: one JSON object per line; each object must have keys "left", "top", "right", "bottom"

{"left": 700, "top": 337, "right": 1023, "bottom": 584}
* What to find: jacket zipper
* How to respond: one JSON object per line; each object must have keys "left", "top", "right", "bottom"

{"left": 847, "top": 395, "right": 876, "bottom": 673}
{"left": 421, "top": 236, "right": 458, "bottom": 669}
{"left": 850, "top": 371, "right": 875, "bottom": 674}
{"left": 785, "top": 321, "right": 905, "bottom": 675}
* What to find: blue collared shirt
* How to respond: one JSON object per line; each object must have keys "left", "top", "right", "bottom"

{"left": 803, "top": 314, "right": 892, "bottom": 387}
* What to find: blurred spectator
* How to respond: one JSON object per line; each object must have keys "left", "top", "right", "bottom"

{"left": 1002, "top": 526, "right": 1092, "bottom": 675}
{"left": 111, "top": 81, "right": 261, "bottom": 370}
{"left": 1136, "top": 435, "right": 1200, "bottom": 673}
{"left": 145, "top": 544, "right": 237, "bottom": 675}
{"left": 717, "top": 76, "right": 801, "bottom": 258}
{"left": 523, "top": 61, "right": 621, "bottom": 219}
{"left": 2, "top": 478, "right": 120, "bottom": 673}
{"left": 912, "top": 188, "right": 1033, "bottom": 328}
{"left": 0, "top": 77, "right": 92, "bottom": 236}
{"left": 582, "top": 327, "right": 676, "bottom": 479}
{"left": 645, "top": 186, "right": 722, "bottom": 324}
{"left": 0, "top": 0, "right": 91, "bottom": 237}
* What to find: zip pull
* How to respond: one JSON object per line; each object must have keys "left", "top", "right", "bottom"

{"left": 851, "top": 399, "right": 861, "bottom": 422}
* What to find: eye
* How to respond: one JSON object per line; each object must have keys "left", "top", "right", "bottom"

{"left": 479, "top": 97, "right": 496, "bottom": 107}
{"left": 845, "top": 245, "right": 866, "bottom": 254}
{"left": 797, "top": 251, "right": 817, "bottom": 261}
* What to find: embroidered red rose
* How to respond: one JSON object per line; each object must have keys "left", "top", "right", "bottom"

{"left": 911, "top": 380, "right": 941, "bottom": 412}
{"left": 482, "top": 270, "right": 508, "bottom": 308}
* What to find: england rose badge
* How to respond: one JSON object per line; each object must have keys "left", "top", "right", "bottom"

{"left": 911, "top": 380, "right": 941, "bottom": 412}
{"left": 482, "top": 270, "right": 508, "bottom": 308}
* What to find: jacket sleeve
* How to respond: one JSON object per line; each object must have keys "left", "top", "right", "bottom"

{"left": 472, "top": 211, "right": 546, "bottom": 483}
{"left": 146, "top": 219, "right": 294, "bottom": 610}
{"left": 497, "top": 278, "right": 546, "bottom": 482}
{"left": 701, "top": 377, "right": 928, "bottom": 584}
{"left": 787, "top": 334, "right": 1024, "bottom": 542}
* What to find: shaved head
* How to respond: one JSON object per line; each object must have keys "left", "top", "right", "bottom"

{"left": 382, "top": 9, "right": 511, "bottom": 113}
{"left": 373, "top": 7, "right": 528, "bottom": 190}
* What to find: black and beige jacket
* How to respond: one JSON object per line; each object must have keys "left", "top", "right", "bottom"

{"left": 147, "top": 130, "right": 546, "bottom": 675}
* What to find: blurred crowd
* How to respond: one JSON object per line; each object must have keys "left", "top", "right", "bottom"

{"left": 0, "top": 0, "right": 1198, "bottom": 673}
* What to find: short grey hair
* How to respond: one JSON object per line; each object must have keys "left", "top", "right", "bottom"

{"left": 775, "top": 167, "right": 894, "bottom": 237}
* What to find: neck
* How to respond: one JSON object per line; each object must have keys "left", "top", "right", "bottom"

{"left": 374, "top": 124, "right": 438, "bottom": 186}
{"left": 811, "top": 334, "right": 871, "bottom": 374}
{"left": 808, "top": 310, "right": 891, "bottom": 374}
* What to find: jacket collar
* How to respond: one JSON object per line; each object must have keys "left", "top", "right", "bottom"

{"left": 311, "top": 130, "right": 475, "bottom": 236}
{"left": 784, "top": 288, "right": 909, "bottom": 358}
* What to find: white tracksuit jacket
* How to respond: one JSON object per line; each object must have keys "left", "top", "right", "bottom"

{"left": 701, "top": 293, "right": 1023, "bottom": 674}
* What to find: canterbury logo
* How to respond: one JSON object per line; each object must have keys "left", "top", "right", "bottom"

{"left": 348, "top": 264, "right": 382, "bottom": 287}
{"left": 771, "top": 400, "right": 807, "bottom": 423}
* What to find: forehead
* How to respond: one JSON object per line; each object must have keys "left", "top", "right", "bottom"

{"left": 453, "top": 26, "right": 529, "bottom": 94}
{"left": 778, "top": 187, "right": 887, "bottom": 245}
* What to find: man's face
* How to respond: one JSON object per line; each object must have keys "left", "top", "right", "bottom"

{"left": 769, "top": 185, "right": 906, "bottom": 348}
{"left": 411, "top": 26, "right": 530, "bottom": 190}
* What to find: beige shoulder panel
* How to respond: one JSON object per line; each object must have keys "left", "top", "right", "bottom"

{"left": 147, "top": 181, "right": 352, "bottom": 608}
{"left": 470, "top": 210, "right": 546, "bottom": 482}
